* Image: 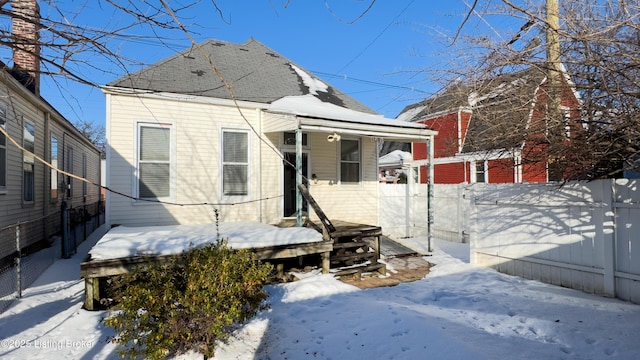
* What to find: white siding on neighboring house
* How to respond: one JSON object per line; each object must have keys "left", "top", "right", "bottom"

{"left": 0, "top": 73, "right": 101, "bottom": 229}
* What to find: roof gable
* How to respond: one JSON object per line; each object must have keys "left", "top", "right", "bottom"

{"left": 108, "top": 38, "right": 375, "bottom": 114}
{"left": 399, "top": 68, "right": 556, "bottom": 153}
{"left": 398, "top": 68, "right": 546, "bottom": 122}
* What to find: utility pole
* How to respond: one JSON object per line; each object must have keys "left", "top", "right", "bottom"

{"left": 546, "top": 0, "right": 563, "bottom": 181}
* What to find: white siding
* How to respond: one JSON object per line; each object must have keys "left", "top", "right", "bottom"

{"left": 306, "top": 132, "right": 379, "bottom": 226}
{"left": 107, "top": 94, "right": 384, "bottom": 228}
{"left": 108, "top": 95, "right": 271, "bottom": 226}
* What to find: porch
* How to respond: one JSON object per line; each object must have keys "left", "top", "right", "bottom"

{"left": 80, "top": 222, "right": 332, "bottom": 310}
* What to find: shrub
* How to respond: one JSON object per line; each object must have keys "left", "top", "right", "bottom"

{"left": 103, "top": 240, "right": 273, "bottom": 359}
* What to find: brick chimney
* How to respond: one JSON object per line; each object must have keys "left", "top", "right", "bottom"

{"left": 12, "top": 0, "right": 40, "bottom": 94}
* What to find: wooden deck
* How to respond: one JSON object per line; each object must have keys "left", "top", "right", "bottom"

{"left": 80, "top": 239, "right": 333, "bottom": 310}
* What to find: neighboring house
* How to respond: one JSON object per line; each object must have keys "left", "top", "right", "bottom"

{"left": 0, "top": 0, "right": 101, "bottom": 258}
{"left": 103, "top": 38, "right": 436, "bottom": 228}
{"left": 398, "top": 67, "right": 581, "bottom": 184}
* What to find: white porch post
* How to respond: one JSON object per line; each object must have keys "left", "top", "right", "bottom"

{"left": 296, "top": 126, "right": 303, "bottom": 227}
{"left": 427, "top": 137, "right": 435, "bottom": 252}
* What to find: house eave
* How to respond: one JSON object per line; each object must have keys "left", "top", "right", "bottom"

{"left": 101, "top": 86, "right": 271, "bottom": 110}
{"left": 263, "top": 111, "right": 437, "bottom": 141}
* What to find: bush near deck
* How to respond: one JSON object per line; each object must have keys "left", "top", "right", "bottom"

{"left": 103, "top": 239, "right": 273, "bottom": 359}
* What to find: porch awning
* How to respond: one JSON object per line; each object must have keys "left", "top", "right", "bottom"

{"left": 263, "top": 95, "right": 437, "bottom": 141}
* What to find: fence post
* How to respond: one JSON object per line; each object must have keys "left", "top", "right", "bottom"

{"left": 468, "top": 185, "right": 478, "bottom": 264}
{"left": 15, "top": 224, "right": 21, "bottom": 298}
{"left": 603, "top": 179, "right": 616, "bottom": 297}
{"left": 61, "top": 201, "right": 71, "bottom": 258}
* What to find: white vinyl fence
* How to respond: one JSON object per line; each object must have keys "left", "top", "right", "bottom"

{"left": 379, "top": 183, "right": 429, "bottom": 239}
{"left": 429, "top": 179, "right": 640, "bottom": 304}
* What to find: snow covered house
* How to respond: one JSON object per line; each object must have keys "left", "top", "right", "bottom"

{"left": 398, "top": 67, "right": 581, "bottom": 184}
{"left": 103, "top": 38, "right": 436, "bottom": 228}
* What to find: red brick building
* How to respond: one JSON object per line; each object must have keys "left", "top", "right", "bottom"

{"left": 397, "top": 67, "right": 581, "bottom": 184}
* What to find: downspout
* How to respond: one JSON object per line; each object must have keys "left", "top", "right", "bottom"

{"left": 427, "top": 136, "right": 435, "bottom": 252}
{"left": 295, "top": 119, "right": 303, "bottom": 227}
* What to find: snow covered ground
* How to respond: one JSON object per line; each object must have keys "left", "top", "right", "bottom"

{"left": 1, "top": 225, "right": 639, "bottom": 359}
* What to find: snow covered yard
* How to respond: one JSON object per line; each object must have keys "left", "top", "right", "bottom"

{"left": 0, "top": 225, "right": 639, "bottom": 359}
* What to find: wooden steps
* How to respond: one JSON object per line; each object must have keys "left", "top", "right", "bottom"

{"left": 297, "top": 184, "right": 387, "bottom": 280}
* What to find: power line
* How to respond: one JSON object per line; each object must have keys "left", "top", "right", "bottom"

{"left": 0, "top": 124, "right": 283, "bottom": 207}
{"left": 336, "top": 0, "right": 416, "bottom": 74}
{"left": 311, "top": 70, "right": 429, "bottom": 94}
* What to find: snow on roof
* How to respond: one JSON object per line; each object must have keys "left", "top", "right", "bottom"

{"left": 379, "top": 150, "right": 413, "bottom": 167}
{"left": 290, "top": 64, "right": 328, "bottom": 95}
{"left": 89, "top": 222, "right": 322, "bottom": 261}
{"left": 395, "top": 104, "right": 426, "bottom": 122}
{"left": 269, "top": 94, "right": 425, "bottom": 129}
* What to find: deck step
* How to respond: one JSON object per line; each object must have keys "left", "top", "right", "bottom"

{"left": 332, "top": 241, "right": 370, "bottom": 250}
{"left": 333, "top": 262, "right": 387, "bottom": 278}
{"left": 330, "top": 252, "right": 377, "bottom": 265}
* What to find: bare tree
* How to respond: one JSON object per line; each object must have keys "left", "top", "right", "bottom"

{"left": 433, "top": 0, "right": 640, "bottom": 180}
{"left": 0, "top": 1, "right": 213, "bottom": 89}
{"left": 72, "top": 119, "right": 105, "bottom": 153}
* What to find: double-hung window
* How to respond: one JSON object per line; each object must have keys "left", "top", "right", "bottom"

{"left": 340, "top": 139, "right": 360, "bottom": 183}
{"left": 138, "top": 123, "right": 172, "bottom": 200}
{"left": 23, "top": 120, "right": 35, "bottom": 203}
{"left": 66, "top": 146, "right": 73, "bottom": 198}
{"left": 222, "top": 130, "right": 248, "bottom": 196}
{"left": 0, "top": 106, "right": 6, "bottom": 192}
{"left": 50, "top": 135, "right": 58, "bottom": 200}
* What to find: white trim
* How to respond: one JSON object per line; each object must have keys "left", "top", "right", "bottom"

{"left": 102, "top": 86, "right": 270, "bottom": 111}
{"left": 105, "top": 93, "right": 111, "bottom": 226}
{"left": 133, "top": 121, "right": 176, "bottom": 203}
{"left": 22, "top": 118, "right": 36, "bottom": 204}
{"left": 338, "top": 137, "right": 362, "bottom": 185}
{"left": 219, "top": 127, "right": 252, "bottom": 203}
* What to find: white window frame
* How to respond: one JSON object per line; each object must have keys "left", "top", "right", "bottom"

{"left": 66, "top": 146, "right": 73, "bottom": 199}
{"left": 23, "top": 118, "right": 35, "bottom": 204}
{"left": 82, "top": 153, "right": 87, "bottom": 198}
{"left": 471, "top": 160, "right": 488, "bottom": 184}
{"left": 50, "top": 134, "right": 58, "bottom": 202}
{"left": 0, "top": 105, "right": 6, "bottom": 193}
{"left": 220, "top": 128, "right": 250, "bottom": 200}
{"left": 135, "top": 122, "right": 175, "bottom": 202}
{"left": 339, "top": 138, "right": 361, "bottom": 184}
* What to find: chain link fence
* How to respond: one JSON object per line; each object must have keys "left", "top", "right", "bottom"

{"left": 0, "top": 201, "right": 103, "bottom": 314}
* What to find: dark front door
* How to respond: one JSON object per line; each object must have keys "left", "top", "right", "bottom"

{"left": 283, "top": 152, "right": 308, "bottom": 217}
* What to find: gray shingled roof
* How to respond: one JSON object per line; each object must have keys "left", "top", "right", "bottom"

{"left": 108, "top": 38, "right": 375, "bottom": 114}
{"left": 397, "top": 68, "right": 548, "bottom": 153}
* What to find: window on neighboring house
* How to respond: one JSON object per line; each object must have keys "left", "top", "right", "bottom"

{"left": 66, "top": 146, "right": 73, "bottom": 198}
{"left": 475, "top": 160, "right": 487, "bottom": 183}
{"left": 23, "top": 120, "right": 35, "bottom": 203}
{"left": 562, "top": 108, "right": 572, "bottom": 138}
{"left": 82, "top": 153, "right": 87, "bottom": 198}
{"left": 0, "top": 106, "right": 6, "bottom": 192}
{"left": 50, "top": 135, "right": 58, "bottom": 200}
{"left": 138, "top": 124, "right": 171, "bottom": 199}
{"left": 340, "top": 139, "right": 361, "bottom": 183}
{"left": 222, "top": 130, "right": 248, "bottom": 196}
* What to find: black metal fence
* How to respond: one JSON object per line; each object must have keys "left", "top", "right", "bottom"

{"left": 0, "top": 201, "right": 104, "bottom": 314}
